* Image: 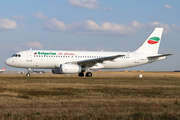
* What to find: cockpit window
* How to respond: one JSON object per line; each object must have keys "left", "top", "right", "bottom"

{"left": 11, "top": 54, "right": 21, "bottom": 57}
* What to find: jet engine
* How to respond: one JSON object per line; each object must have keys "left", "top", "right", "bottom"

{"left": 52, "top": 64, "right": 82, "bottom": 74}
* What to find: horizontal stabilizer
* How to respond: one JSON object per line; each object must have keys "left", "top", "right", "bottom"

{"left": 147, "top": 54, "right": 173, "bottom": 59}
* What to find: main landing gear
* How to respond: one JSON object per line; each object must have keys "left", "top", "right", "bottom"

{"left": 78, "top": 72, "right": 92, "bottom": 77}
{"left": 86, "top": 72, "right": 92, "bottom": 77}
{"left": 78, "top": 72, "right": 84, "bottom": 77}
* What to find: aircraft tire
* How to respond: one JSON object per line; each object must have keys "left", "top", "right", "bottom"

{"left": 86, "top": 72, "right": 92, "bottom": 77}
{"left": 78, "top": 72, "right": 84, "bottom": 77}
{"left": 26, "top": 73, "right": 31, "bottom": 77}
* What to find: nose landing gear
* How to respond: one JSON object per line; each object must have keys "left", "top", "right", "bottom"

{"left": 26, "top": 68, "right": 31, "bottom": 77}
{"left": 26, "top": 73, "right": 31, "bottom": 77}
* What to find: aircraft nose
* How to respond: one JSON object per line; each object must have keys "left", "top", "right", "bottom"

{"left": 5, "top": 58, "right": 12, "bottom": 66}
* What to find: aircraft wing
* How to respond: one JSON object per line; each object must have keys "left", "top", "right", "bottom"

{"left": 69, "top": 55, "right": 125, "bottom": 67}
{"left": 147, "top": 54, "right": 173, "bottom": 59}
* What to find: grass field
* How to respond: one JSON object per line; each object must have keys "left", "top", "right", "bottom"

{"left": 0, "top": 73, "right": 180, "bottom": 119}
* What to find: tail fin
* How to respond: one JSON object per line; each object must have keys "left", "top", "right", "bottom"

{"left": 2, "top": 67, "right": 6, "bottom": 70}
{"left": 135, "top": 28, "right": 163, "bottom": 54}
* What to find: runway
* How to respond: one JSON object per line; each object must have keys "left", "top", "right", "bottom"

{"left": 1, "top": 71, "right": 180, "bottom": 77}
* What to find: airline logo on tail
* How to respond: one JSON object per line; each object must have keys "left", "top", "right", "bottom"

{"left": 147, "top": 37, "right": 160, "bottom": 44}
{"left": 0, "top": 67, "right": 6, "bottom": 73}
{"left": 2, "top": 67, "right": 6, "bottom": 70}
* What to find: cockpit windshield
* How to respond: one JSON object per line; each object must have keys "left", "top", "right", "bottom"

{"left": 11, "top": 54, "right": 21, "bottom": 57}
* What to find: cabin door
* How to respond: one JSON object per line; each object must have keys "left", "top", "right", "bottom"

{"left": 26, "top": 51, "right": 32, "bottom": 62}
{"left": 134, "top": 54, "right": 139, "bottom": 63}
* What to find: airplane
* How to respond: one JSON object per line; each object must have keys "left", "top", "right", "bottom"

{"left": 33, "top": 70, "right": 45, "bottom": 74}
{"left": 0, "top": 67, "right": 6, "bottom": 73}
{"left": 5, "top": 28, "right": 172, "bottom": 77}
{"left": 18, "top": 71, "right": 24, "bottom": 74}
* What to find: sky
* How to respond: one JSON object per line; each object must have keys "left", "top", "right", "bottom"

{"left": 0, "top": 0, "right": 180, "bottom": 71}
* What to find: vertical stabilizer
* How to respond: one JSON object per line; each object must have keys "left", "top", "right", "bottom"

{"left": 2, "top": 67, "right": 6, "bottom": 70}
{"left": 135, "top": 28, "right": 163, "bottom": 54}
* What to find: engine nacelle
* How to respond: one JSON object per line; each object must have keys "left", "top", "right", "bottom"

{"left": 52, "top": 64, "right": 82, "bottom": 74}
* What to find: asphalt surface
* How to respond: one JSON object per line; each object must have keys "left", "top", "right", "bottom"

{"left": 0, "top": 71, "right": 177, "bottom": 77}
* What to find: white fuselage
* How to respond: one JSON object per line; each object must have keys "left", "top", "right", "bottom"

{"left": 5, "top": 50, "right": 166, "bottom": 70}
{"left": 5, "top": 28, "right": 171, "bottom": 77}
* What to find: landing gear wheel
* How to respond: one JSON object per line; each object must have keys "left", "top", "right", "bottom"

{"left": 26, "top": 73, "right": 31, "bottom": 77}
{"left": 78, "top": 72, "right": 84, "bottom": 77}
{"left": 86, "top": 72, "right": 92, "bottom": 77}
